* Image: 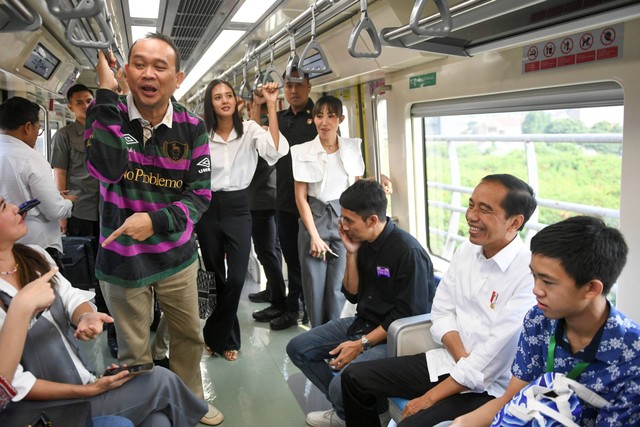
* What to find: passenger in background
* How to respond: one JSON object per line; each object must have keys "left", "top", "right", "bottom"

{"left": 88, "top": 33, "right": 222, "bottom": 425}
{"left": 341, "top": 174, "right": 538, "bottom": 427}
{"left": 451, "top": 216, "right": 640, "bottom": 427}
{"left": 380, "top": 174, "right": 393, "bottom": 195}
{"left": 291, "top": 95, "right": 365, "bottom": 328}
{"left": 253, "top": 68, "right": 317, "bottom": 330}
{"left": 50, "top": 84, "right": 118, "bottom": 359}
{"left": 0, "top": 97, "right": 76, "bottom": 269}
{"left": 288, "top": 180, "right": 435, "bottom": 427}
{"left": 247, "top": 101, "right": 288, "bottom": 314}
{"left": 0, "top": 196, "right": 207, "bottom": 426}
{"left": 197, "top": 79, "right": 288, "bottom": 362}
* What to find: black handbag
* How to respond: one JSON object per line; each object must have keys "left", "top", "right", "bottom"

{"left": 61, "top": 236, "right": 98, "bottom": 290}
{"left": 0, "top": 400, "right": 92, "bottom": 427}
{"left": 197, "top": 255, "right": 216, "bottom": 319}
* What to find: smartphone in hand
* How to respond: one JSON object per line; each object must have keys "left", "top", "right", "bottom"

{"left": 325, "top": 250, "right": 339, "bottom": 260}
{"left": 104, "top": 363, "right": 154, "bottom": 376}
{"left": 18, "top": 199, "right": 40, "bottom": 216}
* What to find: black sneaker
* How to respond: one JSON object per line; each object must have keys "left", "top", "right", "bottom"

{"left": 269, "top": 311, "right": 299, "bottom": 330}
{"left": 153, "top": 357, "right": 170, "bottom": 370}
{"left": 248, "top": 289, "right": 271, "bottom": 303}
{"left": 253, "top": 305, "right": 286, "bottom": 322}
{"left": 300, "top": 309, "right": 309, "bottom": 325}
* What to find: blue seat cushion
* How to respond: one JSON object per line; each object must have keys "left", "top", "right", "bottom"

{"left": 390, "top": 397, "right": 409, "bottom": 412}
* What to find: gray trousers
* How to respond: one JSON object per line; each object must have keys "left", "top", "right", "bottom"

{"left": 298, "top": 197, "right": 347, "bottom": 327}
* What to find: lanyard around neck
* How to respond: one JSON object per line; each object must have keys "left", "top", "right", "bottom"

{"left": 546, "top": 332, "right": 591, "bottom": 379}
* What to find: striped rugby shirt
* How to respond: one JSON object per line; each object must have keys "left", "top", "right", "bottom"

{"left": 86, "top": 89, "right": 212, "bottom": 287}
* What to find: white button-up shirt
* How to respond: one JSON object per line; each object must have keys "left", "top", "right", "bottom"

{"left": 426, "top": 237, "right": 536, "bottom": 397}
{"left": 209, "top": 120, "right": 288, "bottom": 192}
{"left": 0, "top": 134, "right": 73, "bottom": 251}
{"left": 290, "top": 136, "right": 365, "bottom": 201}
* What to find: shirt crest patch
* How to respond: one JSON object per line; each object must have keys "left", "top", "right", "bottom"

{"left": 164, "top": 141, "right": 188, "bottom": 161}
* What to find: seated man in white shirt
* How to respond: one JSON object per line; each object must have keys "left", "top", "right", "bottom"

{"left": 341, "top": 174, "right": 538, "bottom": 427}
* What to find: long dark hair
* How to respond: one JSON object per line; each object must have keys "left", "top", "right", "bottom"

{"left": 203, "top": 79, "right": 244, "bottom": 138}
{"left": 12, "top": 243, "right": 59, "bottom": 290}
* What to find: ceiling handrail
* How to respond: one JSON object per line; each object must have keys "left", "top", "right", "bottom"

{"left": 262, "top": 42, "right": 285, "bottom": 87}
{"left": 347, "top": 0, "right": 382, "bottom": 58}
{"left": 409, "top": 0, "right": 452, "bottom": 37}
{"left": 45, "top": 0, "right": 103, "bottom": 20}
{"left": 253, "top": 51, "right": 264, "bottom": 94}
{"left": 299, "top": 4, "right": 332, "bottom": 74}
{"left": 66, "top": 10, "right": 114, "bottom": 49}
{"left": 0, "top": 0, "right": 41, "bottom": 32}
{"left": 284, "top": 27, "right": 304, "bottom": 83}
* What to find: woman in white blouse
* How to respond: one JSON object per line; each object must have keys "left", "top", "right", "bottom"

{"left": 197, "top": 80, "right": 288, "bottom": 361}
{"left": 291, "top": 96, "right": 365, "bottom": 328}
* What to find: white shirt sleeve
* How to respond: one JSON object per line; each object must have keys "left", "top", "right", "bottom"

{"left": 25, "top": 151, "right": 73, "bottom": 221}
{"left": 247, "top": 120, "right": 289, "bottom": 166}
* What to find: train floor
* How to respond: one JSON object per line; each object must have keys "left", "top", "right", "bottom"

{"left": 82, "top": 275, "right": 334, "bottom": 426}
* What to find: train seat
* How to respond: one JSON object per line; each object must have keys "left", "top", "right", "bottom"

{"left": 386, "top": 273, "right": 443, "bottom": 423}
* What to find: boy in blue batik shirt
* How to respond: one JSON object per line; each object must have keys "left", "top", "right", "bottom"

{"left": 451, "top": 216, "right": 640, "bottom": 427}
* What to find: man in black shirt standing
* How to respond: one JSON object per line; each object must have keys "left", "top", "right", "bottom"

{"left": 252, "top": 69, "right": 317, "bottom": 330}
{"left": 286, "top": 180, "right": 436, "bottom": 426}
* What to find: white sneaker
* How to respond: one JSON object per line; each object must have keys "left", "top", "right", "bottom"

{"left": 306, "top": 409, "right": 346, "bottom": 427}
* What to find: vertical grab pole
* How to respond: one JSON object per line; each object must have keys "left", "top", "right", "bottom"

{"left": 370, "top": 85, "right": 392, "bottom": 182}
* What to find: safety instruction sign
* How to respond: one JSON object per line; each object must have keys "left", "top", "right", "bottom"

{"left": 522, "top": 23, "right": 623, "bottom": 74}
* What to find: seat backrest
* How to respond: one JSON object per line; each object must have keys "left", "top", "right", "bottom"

{"left": 387, "top": 314, "right": 443, "bottom": 358}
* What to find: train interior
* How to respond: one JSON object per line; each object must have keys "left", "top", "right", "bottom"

{"left": 2, "top": 0, "right": 640, "bottom": 425}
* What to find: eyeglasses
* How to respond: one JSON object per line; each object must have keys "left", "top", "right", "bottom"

{"left": 31, "top": 122, "right": 44, "bottom": 136}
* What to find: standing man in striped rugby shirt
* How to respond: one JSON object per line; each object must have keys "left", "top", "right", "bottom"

{"left": 86, "top": 33, "right": 223, "bottom": 425}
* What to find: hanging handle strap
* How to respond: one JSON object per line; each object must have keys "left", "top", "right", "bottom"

{"left": 299, "top": 5, "right": 332, "bottom": 74}
{"left": 239, "top": 62, "right": 253, "bottom": 101}
{"left": 285, "top": 29, "right": 304, "bottom": 83}
{"left": 409, "top": 0, "right": 453, "bottom": 37}
{"left": 263, "top": 43, "right": 285, "bottom": 87}
{"left": 46, "top": 0, "right": 103, "bottom": 19}
{"left": 348, "top": 0, "right": 382, "bottom": 58}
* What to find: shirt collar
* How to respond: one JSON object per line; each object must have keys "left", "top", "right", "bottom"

{"left": 368, "top": 219, "right": 395, "bottom": 252}
{"left": 555, "top": 300, "right": 611, "bottom": 363}
{"left": 474, "top": 235, "right": 525, "bottom": 272}
{"left": 281, "top": 99, "right": 314, "bottom": 117}
{"left": 71, "top": 120, "right": 84, "bottom": 136}
{"left": 126, "top": 94, "right": 173, "bottom": 129}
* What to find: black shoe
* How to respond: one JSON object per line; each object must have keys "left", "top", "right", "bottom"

{"left": 300, "top": 309, "right": 309, "bottom": 325}
{"left": 248, "top": 289, "right": 271, "bottom": 303}
{"left": 270, "top": 311, "right": 299, "bottom": 330}
{"left": 153, "top": 357, "right": 170, "bottom": 370}
{"left": 253, "top": 305, "right": 285, "bottom": 322}
{"left": 106, "top": 323, "right": 118, "bottom": 358}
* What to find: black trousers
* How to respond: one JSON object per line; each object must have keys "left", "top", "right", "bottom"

{"left": 275, "top": 209, "right": 305, "bottom": 313}
{"left": 198, "top": 189, "right": 252, "bottom": 353}
{"left": 341, "top": 354, "right": 495, "bottom": 427}
{"left": 251, "top": 209, "right": 285, "bottom": 307}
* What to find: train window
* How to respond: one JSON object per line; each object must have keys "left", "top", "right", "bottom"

{"left": 414, "top": 82, "right": 623, "bottom": 301}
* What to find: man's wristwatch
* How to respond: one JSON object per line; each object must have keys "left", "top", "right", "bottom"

{"left": 361, "top": 335, "right": 373, "bottom": 351}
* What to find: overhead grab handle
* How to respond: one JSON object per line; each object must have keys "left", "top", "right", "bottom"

{"left": 409, "top": 0, "right": 452, "bottom": 37}
{"left": 253, "top": 51, "right": 264, "bottom": 94}
{"left": 66, "top": 11, "right": 114, "bottom": 49}
{"left": 239, "top": 61, "right": 253, "bottom": 101}
{"left": 263, "top": 44, "right": 285, "bottom": 87}
{"left": 299, "top": 5, "right": 331, "bottom": 75}
{"left": 0, "top": 0, "right": 42, "bottom": 32}
{"left": 348, "top": 0, "right": 382, "bottom": 59}
{"left": 46, "top": 0, "right": 103, "bottom": 19}
{"left": 285, "top": 28, "right": 304, "bottom": 83}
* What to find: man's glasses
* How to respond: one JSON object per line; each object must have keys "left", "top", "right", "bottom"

{"left": 32, "top": 122, "right": 44, "bottom": 136}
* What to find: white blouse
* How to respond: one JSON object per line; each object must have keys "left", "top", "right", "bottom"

{"left": 209, "top": 120, "right": 289, "bottom": 192}
{"left": 290, "top": 136, "right": 365, "bottom": 201}
{"left": 0, "top": 246, "right": 95, "bottom": 401}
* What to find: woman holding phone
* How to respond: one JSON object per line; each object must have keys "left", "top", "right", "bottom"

{"left": 291, "top": 95, "right": 365, "bottom": 328}
{"left": 0, "top": 196, "right": 209, "bottom": 426}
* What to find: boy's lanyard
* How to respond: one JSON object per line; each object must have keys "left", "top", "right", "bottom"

{"left": 546, "top": 332, "right": 591, "bottom": 379}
